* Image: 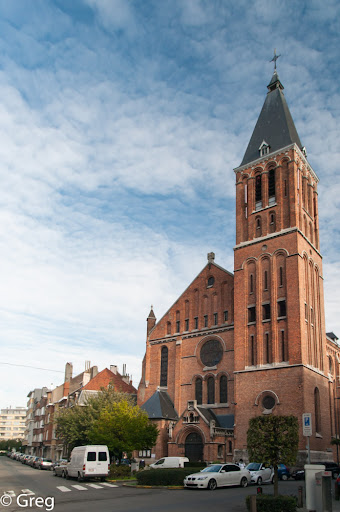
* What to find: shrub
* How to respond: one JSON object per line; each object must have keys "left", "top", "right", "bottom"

{"left": 109, "top": 464, "right": 130, "bottom": 479}
{"left": 136, "top": 468, "right": 195, "bottom": 486}
{"left": 246, "top": 494, "right": 297, "bottom": 512}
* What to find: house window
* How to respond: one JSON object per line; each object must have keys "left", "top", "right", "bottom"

{"left": 185, "top": 319, "right": 189, "bottom": 331}
{"left": 160, "top": 346, "right": 168, "bottom": 387}
{"left": 176, "top": 321, "right": 180, "bottom": 332}
{"left": 219, "top": 375, "right": 228, "bottom": 403}
{"left": 204, "top": 315, "right": 208, "bottom": 327}
{"left": 224, "top": 310, "right": 228, "bottom": 322}
{"left": 207, "top": 377, "right": 215, "bottom": 404}
{"left": 279, "top": 267, "right": 283, "bottom": 287}
{"left": 213, "top": 313, "right": 218, "bottom": 325}
{"left": 262, "top": 303, "right": 271, "bottom": 321}
{"left": 278, "top": 300, "right": 286, "bottom": 318}
{"left": 167, "top": 322, "right": 171, "bottom": 335}
{"left": 280, "top": 330, "right": 286, "bottom": 361}
{"left": 194, "top": 316, "right": 198, "bottom": 329}
{"left": 195, "top": 378, "right": 202, "bottom": 405}
{"left": 248, "top": 306, "right": 256, "bottom": 323}
{"left": 218, "top": 444, "right": 224, "bottom": 458}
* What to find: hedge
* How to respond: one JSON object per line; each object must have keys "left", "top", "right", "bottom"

{"left": 136, "top": 468, "right": 199, "bottom": 486}
{"left": 109, "top": 464, "right": 131, "bottom": 479}
{"left": 246, "top": 494, "right": 298, "bottom": 512}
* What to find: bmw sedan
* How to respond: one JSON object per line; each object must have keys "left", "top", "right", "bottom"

{"left": 184, "top": 463, "right": 251, "bottom": 490}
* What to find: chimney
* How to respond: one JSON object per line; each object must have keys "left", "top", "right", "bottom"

{"left": 110, "top": 365, "right": 118, "bottom": 375}
{"left": 64, "top": 362, "right": 73, "bottom": 383}
{"left": 82, "top": 372, "right": 91, "bottom": 386}
{"left": 90, "top": 366, "right": 98, "bottom": 379}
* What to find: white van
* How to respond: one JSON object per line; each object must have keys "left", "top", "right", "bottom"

{"left": 150, "top": 456, "right": 189, "bottom": 469}
{"left": 67, "top": 445, "right": 110, "bottom": 481}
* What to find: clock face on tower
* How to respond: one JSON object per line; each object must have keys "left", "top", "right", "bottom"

{"left": 200, "top": 339, "right": 223, "bottom": 367}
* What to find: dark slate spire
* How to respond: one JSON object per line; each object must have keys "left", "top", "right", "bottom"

{"left": 240, "top": 70, "right": 303, "bottom": 167}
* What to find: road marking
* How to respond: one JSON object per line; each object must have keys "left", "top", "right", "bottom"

{"left": 21, "top": 489, "right": 35, "bottom": 495}
{"left": 86, "top": 483, "right": 103, "bottom": 489}
{"left": 56, "top": 486, "right": 72, "bottom": 492}
{"left": 71, "top": 485, "right": 88, "bottom": 491}
{"left": 100, "top": 483, "right": 119, "bottom": 487}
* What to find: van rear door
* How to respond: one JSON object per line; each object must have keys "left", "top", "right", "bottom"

{"left": 85, "top": 448, "right": 109, "bottom": 476}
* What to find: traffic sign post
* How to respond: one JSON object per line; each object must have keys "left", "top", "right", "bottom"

{"left": 303, "top": 413, "right": 312, "bottom": 464}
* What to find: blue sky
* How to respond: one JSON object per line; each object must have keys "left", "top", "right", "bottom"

{"left": 0, "top": 0, "right": 339, "bottom": 408}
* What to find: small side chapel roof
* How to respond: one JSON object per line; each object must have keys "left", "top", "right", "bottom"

{"left": 141, "top": 390, "right": 178, "bottom": 420}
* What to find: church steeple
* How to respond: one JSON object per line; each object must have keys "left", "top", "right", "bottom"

{"left": 240, "top": 69, "right": 303, "bottom": 167}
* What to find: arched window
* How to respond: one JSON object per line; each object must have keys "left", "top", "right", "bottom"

{"left": 219, "top": 375, "right": 228, "bottom": 403}
{"left": 256, "top": 217, "right": 262, "bottom": 237}
{"left": 255, "top": 174, "right": 262, "bottom": 209}
{"left": 160, "top": 346, "right": 168, "bottom": 387}
{"left": 268, "top": 168, "right": 275, "bottom": 204}
{"left": 269, "top": 211, "right": 276, "bottom": 233}
{"left": 314, "top": 387, "right": 321, "bottom": 433}
{"left": 250, "top": 274, "right": 254, "bottom": 293}
{"left": 195, "top": 377, "right": 202, "bottom": 405}
{"left": 167, "top": 321, "right": 171, "bottom": 335}
{"left": 207, "top": 376, "right": 215, "bottom": 404}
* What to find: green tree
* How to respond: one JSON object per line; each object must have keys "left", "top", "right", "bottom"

{"left": 247, "top": 415, "right": 299, "bottom": 496}
{"left": 88, "top": 399, "right": 158, "bottom": 461}
{"left": 55, "top": 383, "right": 158, "bottom": 459}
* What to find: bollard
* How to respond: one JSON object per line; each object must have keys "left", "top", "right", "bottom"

{"left": 335, "top": 480, "right": 339, "bottom": 501}
{"left": 250, "top": 495, "right": 257, "bottom": 512}
{"left": 298, "top": 485, "right": 303, "bottom": 507}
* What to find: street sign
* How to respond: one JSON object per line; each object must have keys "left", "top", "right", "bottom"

{"left": 303, "top": 413, "right": 312, "bottom": 436}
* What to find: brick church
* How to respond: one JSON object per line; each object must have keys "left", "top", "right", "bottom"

{"left": 137, "top": 66, "right": 340, "bottom": 465}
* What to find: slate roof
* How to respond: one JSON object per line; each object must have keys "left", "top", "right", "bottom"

{"left": 141, "top": 390, "right": 178, "bottom": 420}
{"left": 197, "top": 407, "right": 234, "bottom": 429}
{"left": 240, "top": 71, "right": 303, "bottom": 167}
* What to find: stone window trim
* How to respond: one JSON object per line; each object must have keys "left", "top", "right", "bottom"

{"left": 254, "top": 390, "right": 280, "bottom": 415}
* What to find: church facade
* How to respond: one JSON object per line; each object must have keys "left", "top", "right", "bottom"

{"left": 137, "top": 69, "right": 340, "bottom": 465}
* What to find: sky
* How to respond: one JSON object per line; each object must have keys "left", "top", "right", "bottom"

{"left": 0, "top": 0, "right": 339, "bottom": 409}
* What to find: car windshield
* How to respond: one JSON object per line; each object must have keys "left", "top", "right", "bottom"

{"left": 201, "top": 465, "right": 222, "bottom": 473}
{"left": 247, "top": 463, "right": 261, "bottom": 471}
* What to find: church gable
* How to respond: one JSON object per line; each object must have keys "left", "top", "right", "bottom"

{"left": 149, "top": 253, "right": 234, "bottom": 342}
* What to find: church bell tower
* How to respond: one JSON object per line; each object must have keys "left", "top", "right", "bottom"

{"left": 233, "top": 62, "right": 330, "bottom": 461}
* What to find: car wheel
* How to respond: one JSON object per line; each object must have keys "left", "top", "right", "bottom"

{"left": 240, "top": 477, "right": 248, "bottom": 488}
{"left": 257, "top": 477, "right": 262, "bottom": 485}
{"left": 77, "top": 473, "right": 83, "bottom": 482}
{"left": 65, "top": 472, "right": 70, "bottom": 480}
{"left": 282, "top": 474, "right": 288, "bottom": 481}
{"left": 100, "top": 477, "right": 105, "bottom": 482}
{"left": 53, "top": 469, "right": 57, "bottom": 476}
{"left": 208, "top": 479, "right": 217, "bottom": 490}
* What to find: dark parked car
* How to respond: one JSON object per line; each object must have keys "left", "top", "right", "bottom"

{"left": 277, "top": 463, "right": 290, "bottom": 480}
{"left": 292, "top": 468, "right": 305, "bottom": 480}
{"left": 292, "top": 462, "right": 340, "bottom": 481}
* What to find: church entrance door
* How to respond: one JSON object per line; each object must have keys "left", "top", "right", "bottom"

{"left": 185, "top": 432, "right": 203, "bottom": 462}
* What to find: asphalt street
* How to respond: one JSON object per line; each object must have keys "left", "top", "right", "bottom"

{"left": 0, "top": 456, "right": 305, "bottom": 512}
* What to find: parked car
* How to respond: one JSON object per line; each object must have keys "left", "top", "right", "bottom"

{"left": 53, "top": 460, "right": 69, "bottom": 478}
{"left": 31, "top": 457, "right": 41, "bottom": 468}
{"left": 291, "top": 468, "right": 305, "bottom": 480}
{"left": 184, "top": 463, "right": 251, "bottom": 490}
{"left": 36, "top": 458, "right": 53, "bottom": 470}
{"left": 150, "top": 457, "right": 189, "bottom": 469}
{"left": 320, "top": 462, "right": 340, "bottom": 479}
{"left": 52, "top": 459, "right": 69, "bottom": 470}
{"left": 246, "top": 463, "right": 273, "bottom": 485}
{"left": 276, "top": 463, "right": 290, "bottom": 481}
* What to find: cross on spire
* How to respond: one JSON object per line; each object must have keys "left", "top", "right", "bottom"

{"left": 270, "top": 48, "right": 281, "bottom": 70}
